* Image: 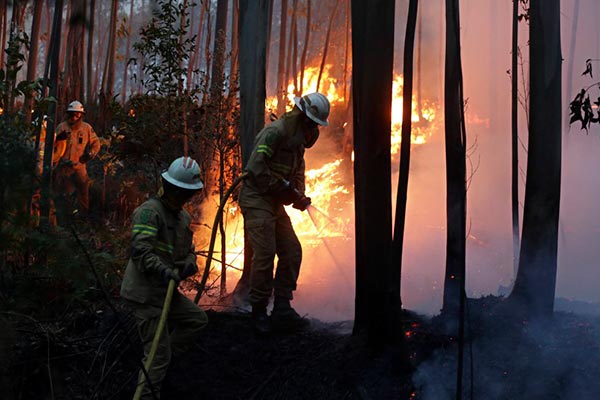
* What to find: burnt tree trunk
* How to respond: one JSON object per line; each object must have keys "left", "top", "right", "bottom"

{"left": 230, "top": 0, "right": 270, "bottom": 304}
{"left": 441, "top": 0, "right": 467, "bottom": 318}
{"left": 24, "top": 0, "right": 43, "bottom": 123}
{"left": 351, "top": 0, "right": 396, "bottom": 350}
{"left": 121, "top": 0, "right": 135, "bottom": 103}
{"left": 316, "top": 0, "right": 340, "bottom": 93}
{"left": 299, "top": 0, "right": 311, "bottom": 95}
{"left": 86, "top": 0, "right": 95, "bottom": 103}
{"left": 511, "top": 0, "right": 520, "bottom": 276}
{"left": 509, "top": 0, "right": 562, "bottom": 319}
{"left": 64, "top": 0, "right": 86, "bottom": 103}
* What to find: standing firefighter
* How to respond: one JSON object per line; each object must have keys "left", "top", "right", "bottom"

{"left": 239, "top": 92, "right": 330, "bottom": 334}
{"left": 53, "top": 100, "right": 100, "bottom": 216}
{"left": 120, "top": 157, "right": 208, "bottom": 399}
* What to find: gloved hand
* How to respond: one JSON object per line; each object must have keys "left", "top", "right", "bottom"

{"left": 160, "top": 267, "right": 181, "bottom": 285}
{"left": 175, "top": 260, "right": 198, "bottom": 280}
{"left": 276, "top": 180, "right": 301, "bottom": 205}
{"left": 292, "top": 194, "right": 311, "bottom": 211}
{"left": 56, "top": 130, "right": 69, "bottom": 141}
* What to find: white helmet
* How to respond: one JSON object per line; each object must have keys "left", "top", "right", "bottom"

{"left": 67, "top": 100, "right": 85, "bottom": 113}
{"left": 293, "top": 92, "right": 330, "bottom": 126}
{"left": 161, "top": 157, "right": 204, "bottom": 190}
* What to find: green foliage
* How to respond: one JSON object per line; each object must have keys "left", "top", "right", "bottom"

{"left": 133, "top": 0, "right": 197, "bottom": 96}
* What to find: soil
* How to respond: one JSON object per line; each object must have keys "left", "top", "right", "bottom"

{"left": 5, "top": 296, "right": 600, "bottom": 400}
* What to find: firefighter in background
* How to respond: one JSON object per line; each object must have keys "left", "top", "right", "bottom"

{"left": 121, "top": 157, "right": 208, "bottom": 399}
{"left": 53, "top": 100, "right": 100, "bottom": 216}
{"left": 238, "top": 92, "right": 330, "bottom": 334}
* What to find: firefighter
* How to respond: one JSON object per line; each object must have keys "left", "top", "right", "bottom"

{"left": 53, "top": 100, "right": 100, "bottom": 216}
{"left": 121, "top": 156, "right": 208, "bottom": 399}
{"left": 239, "top": 92, "right": 330, "bottom": 334}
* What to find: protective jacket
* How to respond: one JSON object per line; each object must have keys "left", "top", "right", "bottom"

{"left": 120, "top": 197, "right": 197, "bottom": 307}
{"left": 55, "top": 120, "right": 100, "bottom": 165}
{"left": 239, "top": 111, "right": 306, "bottom": 211}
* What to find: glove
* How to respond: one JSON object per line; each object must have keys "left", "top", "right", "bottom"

{"left": 175, "top": 261, "right": 198, "bottom": 280}
{"left": 292, "top": 194, "right": 311, "bottom": 211}
{"left": 276, "top": 180, "right": 301, "bottom": 205}
{"left": 160, "top": 267, "right": 181, "bottom": 285}
{"left": 56, "top": 130, "right": 69, "bottom": 141}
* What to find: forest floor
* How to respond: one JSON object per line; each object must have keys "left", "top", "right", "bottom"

{"left": 4, "top": 295, "right": 600, "bottom": 399}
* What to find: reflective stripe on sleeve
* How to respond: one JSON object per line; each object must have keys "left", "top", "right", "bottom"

{"left": 132, "top": 224, "right": 158, "bottom": 236}
{"left": 155, "top": 241, "right": 174, "bottom": 254}
{"left": 256, "top": 144, "right": 273, "bottom": 157}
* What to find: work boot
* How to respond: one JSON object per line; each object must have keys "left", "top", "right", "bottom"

{"left": 271, "top": 297, "right": 310, "bottom": 332}
{"left": 252, "top": 306, "right": 271, "bottom": 336}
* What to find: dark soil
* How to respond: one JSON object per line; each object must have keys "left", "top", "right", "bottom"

{"left": 4, "top": 296, "right": 600, "bottom": 400}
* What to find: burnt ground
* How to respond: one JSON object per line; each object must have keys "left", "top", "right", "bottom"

{"left": 4, "top": 296, "right": 600, "bottom": 400}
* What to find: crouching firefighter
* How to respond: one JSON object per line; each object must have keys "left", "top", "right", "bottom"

{"left": 238, "top": 92, "right": 331, "bottom": 334}
{"left": 120, "top": 157, "right": 208, "bottom": 399}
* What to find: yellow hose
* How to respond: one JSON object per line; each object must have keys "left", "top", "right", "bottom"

{"left": 132, "top": 274, "right": 177, "bottom": 400}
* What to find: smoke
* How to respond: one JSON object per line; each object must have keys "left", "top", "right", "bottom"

{"left": 412, "top": 313, "right": 600, "bottom": 399}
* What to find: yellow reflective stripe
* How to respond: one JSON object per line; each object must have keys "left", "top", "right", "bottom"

{"left": 155, "top": 241, "right": 174, "bottom": 254}
{"left": 132, "top": 224, "right": 158, "bottom": 236}
{"left": 256, "top": 144, "right": 273, "bottom": 157}
{"left": 271, "top": 162, "right": 291, "bottom": 174}
{"left": 133, "top": 224, "right": 158, "bottom": 232}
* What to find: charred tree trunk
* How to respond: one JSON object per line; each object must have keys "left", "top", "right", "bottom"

{"left": 187, "top": 0, "right": 206, "bottom": 93}
{"left": 0, "top": 0, "right": 6, "bottom": 68}
{"left": 351, "top": 0, "right": 396, "bottom": 350}
{"left": 509, "top": 0, "right": 562, "bottom": 319}
{"left": 230, "top": 0, "right": 270, "bottom": 304}
{"left": 285, "top": 0, "right": 297, "bottom": 98}
{"left": 441, "top": 0, "right": 467, "bottom": 319}
{"left": 101, "top": 0, "right": 118, "bottom": 99}
{"left": 392, "top": 0, "right": 418, "bottom": 321}
{"left": 210, "top": 0, "right": 228, "bottom": 101}
{"left": 229, "top": 0, "right": 239, "bottom": 94}
{"left": 511, "top": 0, "right": 520, "bottom": 277}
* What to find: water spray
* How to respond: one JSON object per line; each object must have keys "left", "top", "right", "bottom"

{"left": 306, "top": 204, "right": 352, "bottom": 286}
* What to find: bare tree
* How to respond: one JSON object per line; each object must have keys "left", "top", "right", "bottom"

{"left": 24, "top": 0, "right": 44, "bottom": 123}
{"left": 509, "top": 0, "right": 562, "bottom": 319}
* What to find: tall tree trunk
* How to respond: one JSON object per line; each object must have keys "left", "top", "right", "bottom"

{"left": 229, "top": 0, "right": 270, "bottom": 305}
{"left": 229, "top": 0, "right": 239, "bottom": 92}
{"left": 316, "top": 0, "right": 340, "bottom": 93}
{"left": 275, "top": 0, "right": 288, "bottom": 116}
{"left": 511, "top": 0, "right": 520, "bottom": 277}
{"left": 441, "top": 0, "right": 467, "bottom": 318}
{"left": 0, "top": 0, "right": 6, "bottom": 68}
{"left": 121, "top": 0, "right": 135, "bottom": 104}
{"left": 509, "top": 0, "right": 562, "bottom": 319}
{"left": 86, "top": 0, "right": 95, "bottom": 103}
{"left": 343, "top": 0, "right": 350, "bottom": 102}
{"left": 285, "top": 0, "right": 297, "bottom": 98}
{"left": 187, "top": 0, "right": 206, "bottom": 93}
{"left": 351, "top": 0, "right": 395, "bottom": 350}
{"left": 24, "top": 0, "right": 44, "bottom": 124}
{"left": 299, "top": 0, "right": 310, "bottom": 95}
{"left": 210, "top": 0, "right": 229, "bottom": 101}
{"left": 40, "top": 0, "right": 65, "bottom": 226}
{"left": 392, "top": 0, "right": 418, "bottom": 324}
{"left": 102, "top": 0, "right": 118, "bottom": 98}
{"left": 64, "top": 0, "right": 86, "bottom": 103}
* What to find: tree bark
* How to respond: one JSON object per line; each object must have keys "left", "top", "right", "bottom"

{"left": 509, "top": 0, "right": 562, "bottom": 319}
{"left": 64, "top": 0, "right": 86, "bottom": 103}
{"left": 511, "top": 0, "right": 520, "bottom": 277}
{"left": 210, "top": 0, "right": 229, "bottom": 101}
{"left": 121, "top": 0, "right": 135, "bottom": 103}
{"left": 86, "top": 0, "right": 95, "bottom": 103}
{"left": 102, "top": 0, "right": 118, "bottom": 98}
{"left": 351, "top": 0, "right": 395, "bottom": 350}
{"left": 275, "top": 0, "right": 288, "bottom": 116}
{"left": 24, "top": 0, "right": 44, "bottom": 123}
{"left": 564, "top": 0, "right": 580, "bottom": 132}
{"left": 230, "top": 0, "right": 270, "bottom": 304}
{"left": 441, "top": 0, "right": 467, "bottom": 319}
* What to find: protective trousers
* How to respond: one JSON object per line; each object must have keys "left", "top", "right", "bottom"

{"left": 243, "top": 207, "right": 302, "bottom": 308}
{"left": 54, "top": 164, "right": 91, "bottom": 215}
{"left": 129, "top": 294, "right": 208, "bottom": 399}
